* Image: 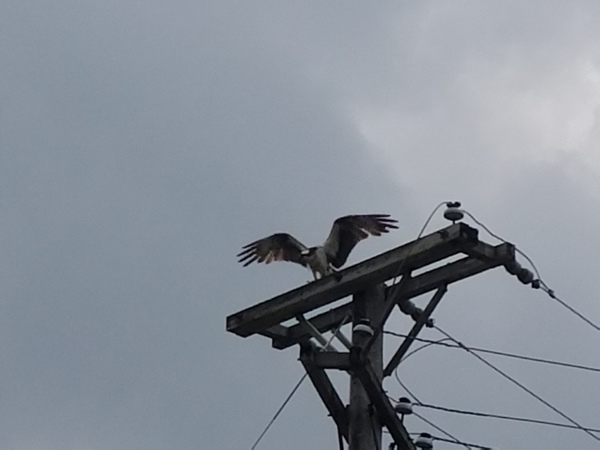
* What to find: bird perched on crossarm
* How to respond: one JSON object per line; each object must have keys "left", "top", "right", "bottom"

{"left": 237, "top": 214, "right": 398, "bottom": 280}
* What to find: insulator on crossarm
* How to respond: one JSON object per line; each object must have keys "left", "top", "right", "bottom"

{"left": 504, "top": 261, "right": 535, "bottom": 285}
{"left": 443, "top": 202, "right": 464, "bottom": 223}
{"left": 516, "top": 268, "right": 534, "bottom": 285}
{"left": 504, "top": 260, "right": 522, "bottom": 276}
{"left": 352, "top": 318, "right": 374, "bottom": 336}
{"left": 394, "top": 397, "right": 413, "bottom": 415}
{"left": 415, "top": 432, "right": 434, "bottom": 449}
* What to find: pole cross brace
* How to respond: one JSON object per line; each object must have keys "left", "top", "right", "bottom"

{"left": 300, "top": 344, "right": 349, "bottom": 443}
{"left": 384, "top": 285, "right": 447, "bottom": 377}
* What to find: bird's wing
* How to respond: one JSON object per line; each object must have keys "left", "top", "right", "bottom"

{"left": 237, "top": 233, "right": 308, "bottom": 267}
{"left": 323, "top": 214, "right": 398, "bottom": 268}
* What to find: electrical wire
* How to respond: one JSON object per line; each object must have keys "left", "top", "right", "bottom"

{"left": 384, "top": 330, "right": 600, "bottom": 374}
{"left": 250, "top": 313, "right": 350, "bottom": 450}
{"left": 371, "top": 201, "right": 452, "bottom": 343}
{"left": 389, "top": 201, "right": 450, "bottom": 287}
{"left": 433, "top": 325, "right": 600, "bottom": 443}
{"left": 539, "top": 287, "right": 600, "bottom": 333}
{"left": 392, "top": 339, "right": 453, "bottom": 404}
{"left": 461, "top": 210, "right": 541, "bottom": 278}
{"left": 462, "top": 209, "right": 600, "bottom": 333}
{"left": 402, "top": 338, "right": 453, "bottom": 362}
{"left": 393, "top": 369, "right": 423, "bottom": 405}
{"left": 412, "top": 411, "right": 472, "bottom": 449}
{"left": 250, "top": 372, "right": 308, "bottom": 450}
{"left": 415, "top": 402, "right": 600, "bottom": 434}
{"left": 425, "top": 433, "right": 493, "bottom": 450}
{"left": 388, "top": 331, "right": 600, "bottom": 440}
{"left": 390, "top": 338, "right": 471, "bottom": 448}
{"left": 392, "top": 429, "right": 488, "bottom": 450}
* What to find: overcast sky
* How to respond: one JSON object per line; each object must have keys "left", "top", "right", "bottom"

{"left": 2, "top": 1, "right": 600, "bottom": 449}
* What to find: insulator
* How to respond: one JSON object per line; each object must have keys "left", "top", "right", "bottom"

{"left": 352, "top": 318, "right": 374, "bottom": 336}
{"left": 399, "top": 300, "right": 420, "bottom": 316}
{"left": 415, "top": 432, "right": 434, "bottom": 449}
{"left": 516, "top": 268, "right": 534, "bottom": 285}
{"left": 531, "top": 279, "right": 541, "bottom": 289}
{"left": 443, "top": 201, "right": 464, "bottom": 222}
{"left": 504, "top": 260, "right": 522, "bottom": 276}
{"left": 394, "top": 397, "right": 413, "bottom": 415}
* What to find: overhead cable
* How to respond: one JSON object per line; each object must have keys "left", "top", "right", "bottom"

{"left": 462, "top": 209, "right": 600, "bottom": 334}
{"left": 383, "top": 330, "right": 600, "bottom": 374}
{"left": 416, "top": 402, "right": 600, "bottom": 434}
{"left": 412, "top": 411, "right": 472, "bottom": 449}
{"left": 433, "top": 325, "right": 600, "bottom": 443}
{"left": 426, "top": 433, "right": 493, "bottom": 450}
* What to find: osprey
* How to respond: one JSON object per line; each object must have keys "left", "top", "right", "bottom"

{"left": 237, "top": 214, "right": 398, "bottom": 280}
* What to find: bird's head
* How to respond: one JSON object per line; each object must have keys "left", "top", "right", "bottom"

{"left": 301, "top": 247, "right": 318, "bottom": 258}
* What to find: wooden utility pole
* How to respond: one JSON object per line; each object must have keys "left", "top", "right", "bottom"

{"left": 349, "top": 284, "right": 384, "bottom": 450}
{"left": 227, "top": 223, "right": 519, "bottom": 449}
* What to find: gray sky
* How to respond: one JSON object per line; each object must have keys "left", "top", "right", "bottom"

{"left": 2, "top": 1, "right": 600, "bottom": 449}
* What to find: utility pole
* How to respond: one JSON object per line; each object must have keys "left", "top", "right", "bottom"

{"left": 349, "top": 284, "right": 384, "bottom": 450}
{"left": 227, "top": 222, "right": 522, "bottom": 449}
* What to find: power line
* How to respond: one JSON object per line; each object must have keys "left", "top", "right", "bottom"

{"left": 390, "top": 378, "right": 600, "bottom": 436}
{"left": 250, "top": 371, "right": 308, "bottom": 450}
{"left": 415, "top": 402, "right": 600, "bottom": 434}
{"left": 392, "top": 388, "right": 600, "bottom": 439}
{"left": 433, "top": 325, "right": 600, "bottom": 443}
{"left": 539, "top": 286, "right": 600, "bottom": 333}
{"left": 388, "top": 329, "right": 600, "bottom": 441}
{"left": 412, "top": 411, "right": 472, "bottom": 449}
{"left": 387, "top": 201, "right": 451, "bottom": 290}
{"left": 370, "top": 201, "right": 452, "bottom": 354}
{"left": 402, "top": 337, "right": 453, "bottom": 363}
{"left": 389, "top": 339, "right": 473, "bottom": 449}
{"left": 393, "top": 369, "right": 422, "bottom": 406}
{"left": 383, "top": 330, "right": 600, "bottom": 374}
{"left": 428, "top": 434, "right": 492, "bottom": 450}
{"left": 462, "top": 209, "right": 600, "bottom": 334}
{"left": 391, "top": 338, "right": 454, "bottom": 404}
{"left": 461, "top": 210, "right": 542, "bottom": 280}
{"left": 250, "top": 314, "right": 350, "bottom": 450}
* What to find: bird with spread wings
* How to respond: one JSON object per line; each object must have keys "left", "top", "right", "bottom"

{"left": 237, "top": 214, "right": 398, "bottom": 280}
